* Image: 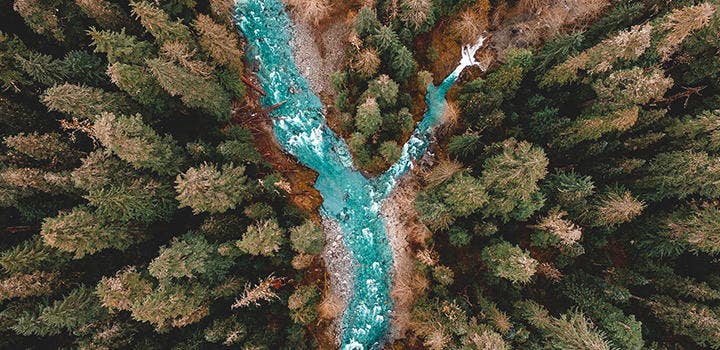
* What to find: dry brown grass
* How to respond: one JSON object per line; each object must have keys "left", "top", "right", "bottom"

{"left": 285, "top": 0, "right": 333, "bottom": 26}
{"left": 318, "top": 292, "right": 343, "bottom": 319}
{"left": 449, "top": 1, "right": 490, "bottom": 44}
{"left": 423, "top": 158, "right": 463, "bottom": 188}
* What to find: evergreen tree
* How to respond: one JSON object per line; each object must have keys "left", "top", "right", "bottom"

{"left": 41, "top": 207, "right": 141, "bottom": 258}
{"left": 130, "top": 282, "right": 210, "bottom": 330}
{"left": 193, "top": 14, "right": 244, "bottom": 72}
{"left": 38, "top": 286, "right": 106, "bottom": 331}
{"left": 647, "top": 295, "right": 720, "bottom": 349}
{"left": 75, "top": 0, "right": 131, "bottom": 30}
{"left": 93, "top": 112, "right": 185, "bottom": 175}
{"left": 482, "top": 242, "right": 537, "bottom": 284}
{"left": 289, "top": 220, "right": 325, "bottom": 255}
{"left": 106, "top": 62, "right": 174, "bottom": 112}
{"left": 4, "top": 132, "right": 69, "bottom": 161}
{"left": 130, "top": 0, "right": 192, "bottom": 44}
{"left": 236, "top": 219, "right": 284, "bottom": 257}
{"left": 13, "top": 0, "right": 64, "bottom": 41}
{"left": 88, "top": 28, "right": 155, "bottom": 65}
{"left": 42, "top": 84, "right": 133, "bottom": 120}
{"left": 355, "top": 97, "right": 382, "bottom": 135}
{"left": 175, "top": 162, "right": 249, "bottom": 214}
{"left": 481, "top": 139, "right": 548, "bottom": 221}
{"left": 146, "top": 58, "right": 231, "bottom": 120}
{"left": 0, "top": 271, "right": 59, "bottom": 301}
{"left": 148, "top": 233, "right": 232, "bottom": 281}
{"left": 0, "top": 237, "right": 70, "bottom": 274}
{"left": 85, "top": 176, "right": 177, "bottom": 223}
{"left": 96, "top": 267, "right": 153, "bottom": 311}
{"left": 641, "top": 150, "right": 720, "bottom": 200}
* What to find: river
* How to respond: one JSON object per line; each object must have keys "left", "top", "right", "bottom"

{"left": 235, "top": 1, "right": 484, "bottom": 348}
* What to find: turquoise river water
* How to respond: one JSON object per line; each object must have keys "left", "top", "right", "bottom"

{"left": 235, "top": 1, "right": 484, "bottom": 348}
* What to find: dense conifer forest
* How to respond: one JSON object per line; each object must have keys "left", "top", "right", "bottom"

{"left": 2, "top": 0, "right": 720, "bottom": 349}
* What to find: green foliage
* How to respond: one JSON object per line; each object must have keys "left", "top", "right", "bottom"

{"left": 641, "top": 150, "right": 720, "bottom": 201}
{"left": 482, "top": 242, "right": 537, "bottom": 284}
{"left": 94, "top": 112, "right": 185, "bottom": 174}
{"left": 88, "top": 28, "right": 155, "bottom": 65}
{"left": 481, "top": 139, "right": 548, "bottom": 221}
{"left": 175, "top": 162, "right": 249, "bottom": 214}
{"left": 86, "top": 176, "right": 177, "bottom": 222}
{"left": 130, "top": 0, "right": 192, "bottom": 44}
{"left": 42, "top": 84, "right": 133, "bottom": 120}
{"left": 147, "top": 58, "right": 231, "bottom": 120}
{"left": 236, "top": 219, "right": 284, "bottom": 257}
{"left": 288, "top": 285, "right": 319, "bottom": 325}
{"left": 148, "top": 233, "right": 232, "bottom": 281}
{"left": 41, "top": 207, "right": 141, "bottom": 258}
{"left": 355, "top": 97, "right": 383, "bottom": 135}
{"left": 648, "top": 295, "right": 720, "bottom": 349}
{"left": 289, "top": 220, "right": 325, "bottom": 255}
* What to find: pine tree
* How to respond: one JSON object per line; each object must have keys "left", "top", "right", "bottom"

{"left": 0, "top": 271, "right": 59, "bottom": 301}
{"left": 204, "top": 315, "right": 246, "bottom": 346}
{"left": 355, "top": 97, "right": 382, "bottom": 135}
{"left": 289, "top": 220, "right": 325, "bottom": 255}
{"left": 41, "top": 206, "right": 141, "bottom": 258}
{"left": 443, "top": 173, "right": 487, "bottom": 218}
{"left": 75, "top": 0, "right": 131, "bottom": 30}
{"left": 355, "top": 6, "right": 381, "bottom": 37}
{"left": 96, "top": 266, "right": 153, "bottom": 311}
{"left": 0, "top": 167, "right": 72, "bottom": 193}
{"left": 146, "top": 58, "right": 231, "bottom": 120}
{"left": 482, "top": 242, "right": 537, "bottom": 284}
{"left": 665, "top": 202, "right": 720, "bottom": 255}
{"left": 232, "top": 274, "right": 281, "bottom": 308}
{"left": 657, "top": 3, "right": 717, "bottom": 61}
{"left": 130, "top": 1, "right": 192, "bottom": 44}
{"left": 236, "top": 219, "right": 284, "bottom": 257}
{"left": 15, "top": 51, "right": 68, "bottom": 86}
{"left": 88, "top": 28, "right": 155, "bottom": 65}
{"left": 38, "top": 286, "right": 106, "bottom": 331}
{"left": 175, "top": 162, "right": 249, "bottom": 214}
{"left": 542, "top": 23, "right": 653, "bottom": 85}
{"left": 517, "top": 301, "right": 613, "bottom": 350}
{"left": 130, "top": 281, "right": 210, "bottom": 330}
{"left": 353, "top": 48, "right": 381, "bottom": 78}
{"left": 148, "top": 233, "right": 232, "bottom": 281}
{"left": 391, "top": 45, "right": 417, "bottom": 82}
{"left": 71, "top": 151, "right": 134, "bottom": 192}
{"left": 13, "top": 0, "right": 64, "bottom": 41}
{"left": 44, "top": 84, "right": 131, "bottom": 122}
{"left": 93, "top": 112, "right": 185, "bottom": 175}
{"left": 647, "top": 295, "right": 720, "bottom": 349}
{"left": 379, "top": 140, "right": 401, "bottom": 164}
{"left": 641, "top": 150, "right": 720, "bottom": 200}
{"left": 4, "top": 132, "right": 69, "bottom": 162}
{"left": 399, "top": 0, "right": 435, "bottom": 32}
{"left": 0, "top": 237, "right": 70, "bottom": 274}
{"left": 361, "top": 74, "right": 399, "bottom": 108}
{"left": 592, "top": 187, "right": 644, "bottom": 227}
{"left": 288, "top": 285, "right": 319, "bottom": 325}
{"left": 85, "top": 176, "right": 177, "bottom": 223}
{"left": 193, "top": 14, "right": 244, "bottom": 72}
{"left": 481, "top": 139, "right": 548, "bottom": 221}
{"left": 107, "top": 62, "right": 174, "bottom": 112}
{"left": 666, "top": 109, "right": 720, "bottom": 153}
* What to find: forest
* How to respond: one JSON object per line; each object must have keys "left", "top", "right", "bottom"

{"left": 1, "top": 0, "right": 720, "bottom": 349}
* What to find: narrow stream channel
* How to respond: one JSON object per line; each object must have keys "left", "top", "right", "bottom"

{"left": 235, "top": 1, "right": 484, "bottom": 347}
